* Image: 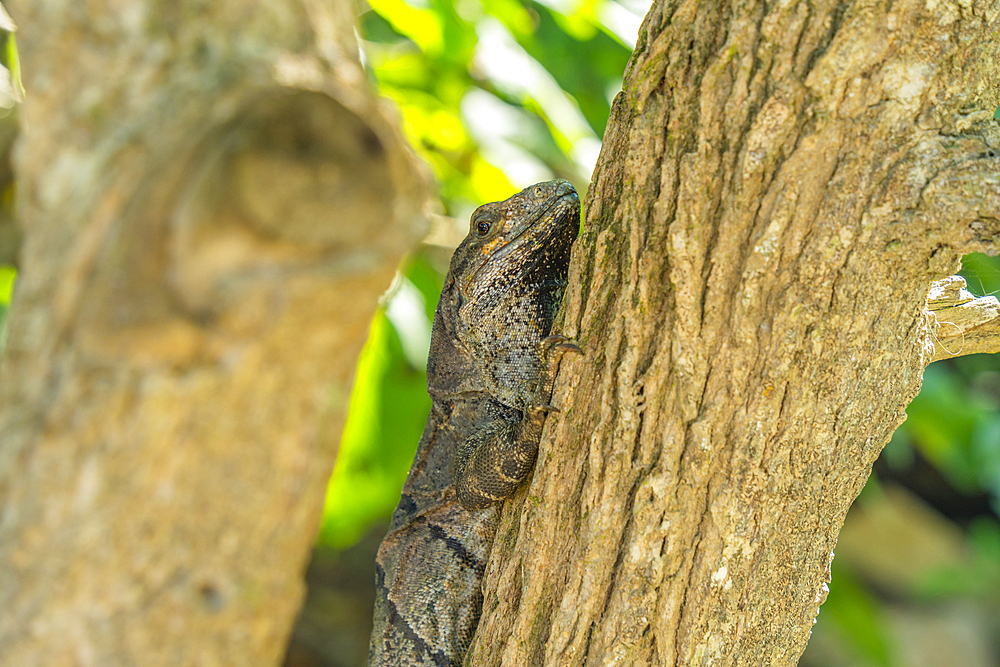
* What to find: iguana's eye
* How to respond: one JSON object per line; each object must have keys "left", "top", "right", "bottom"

{"left": 532, "top": 185, "right": 544, "bottom": 197}
{"left": 472, "top": 210, "right": 495, "bottom": 237}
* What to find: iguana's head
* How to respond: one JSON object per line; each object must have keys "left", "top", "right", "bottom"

{"left": 450, "top": 179, "right": 580, "bottom": 307}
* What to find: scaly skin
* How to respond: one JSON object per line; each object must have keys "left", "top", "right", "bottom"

{"left": 368, "top": 180, "right": 580, "bottom": 666}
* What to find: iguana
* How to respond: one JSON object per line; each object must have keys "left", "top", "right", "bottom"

{"left": 368, "top": 180, "right": 581, "bottom": 666}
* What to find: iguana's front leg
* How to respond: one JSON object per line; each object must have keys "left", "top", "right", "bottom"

{"left": 454, "top": 336, "right": 581, "bottom": 510}
{"left": 453, "top": 400, "right": 541, "bottom": 510}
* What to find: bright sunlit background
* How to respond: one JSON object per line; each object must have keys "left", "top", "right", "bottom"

{"left": 0, "top": 4, "right": 996, "bottom": 666}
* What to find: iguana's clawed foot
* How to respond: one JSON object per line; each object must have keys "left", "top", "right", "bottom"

{"left": 528, "top": 337, "right": 581, "bottom": 418}
{"left": 525, "top": 404, "right": 559, "bottom": 427}
{"left": 541, "top": 334, "right": 583, "bottom": 356}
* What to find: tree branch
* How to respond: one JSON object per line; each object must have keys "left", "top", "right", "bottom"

{"left": 926, "top": 275, "right": 1000, "bottom": 362}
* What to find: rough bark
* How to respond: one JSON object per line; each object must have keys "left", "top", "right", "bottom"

{"left": 0, "top": 2, "right": 430, "bottom": 665}
{"left": 469, "top": 0, "right": 1000, "bottom": 665}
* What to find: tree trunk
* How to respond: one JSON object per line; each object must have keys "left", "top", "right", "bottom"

{"left": 469, "top": 0, "right": 1000, "bottom": 665}
{"left": 0, "top": 2, "right": 429, "bottom": 665}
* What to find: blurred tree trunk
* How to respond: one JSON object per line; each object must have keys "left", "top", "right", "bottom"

{"left": 0, "top": 2, "right": 429, "bottom": 666}
{"left": 470, "top": 0, "right": 999, "bottom": 665}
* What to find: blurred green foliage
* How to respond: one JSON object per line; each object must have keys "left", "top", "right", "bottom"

{"left": 0, "top": 262, "right": 13, "bottom": 337}
{"left": 922, "top": 517, "right": 1000, "bottom": 600}
{"left": 5, "top": 33, "right": 21, "bottom": 100}
{"left": 0, "top": 263, "right": 12, "bottom": 299}
{"left": 358, "top": 0, "right": 633, "bottom": 213}
{"left": 0, "top": 22, "right": 18, "bottom": 350}
{"left": 891, "top": 358, "right": 1000, "bottom": 506}
{"left": 821, "top": 560, "right": 894, "bottom": 667}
